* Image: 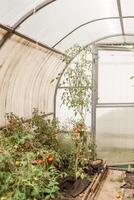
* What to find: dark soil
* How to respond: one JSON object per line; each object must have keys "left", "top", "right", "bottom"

{"left": 121, "top": 170, "right": 134, "bottom": 189}
{"left": 58, "top": 159, "right": 104, "bottom": 199}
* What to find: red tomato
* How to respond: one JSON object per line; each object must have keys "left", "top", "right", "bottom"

{"left": 37, "top": 160, "right": 44, "bottom": 165}
{"left": 47, "top": 156, "right": 54, "bottom": 163}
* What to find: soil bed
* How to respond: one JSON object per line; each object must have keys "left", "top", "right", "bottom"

{"left": 58, "top": 160, "right": 106, "bottom": 200}
{"left": 59, "top": 168, "right": 134, "bottom": 200}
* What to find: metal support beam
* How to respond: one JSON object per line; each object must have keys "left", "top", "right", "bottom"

{"left": 0, "top": 32, "right": 11, "bottom": 47}
{"left": 97, "top": 46, "right": 134, "bottom": 52}
{"left": 0, "top": 23, "right": 64, "bottom": 56}
{"left": 117, "top": 0, "right": 125, "bottom": 35}
{"left": 53, "top": 64, "right": 67, "bottom": 118}
{"left": 40, "top": 112, "right": 54, "bottom": 117}
{"left": 98, "top": 43, "right": 134, "bottom": 47}
{"left": 96, "top": 103, "right": 134, "bottom": 108}
{"left": 91, "top": 45, "right": 98, "bottom": 151}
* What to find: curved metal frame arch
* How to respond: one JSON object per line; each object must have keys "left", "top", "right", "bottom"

{"left": 12, "top": 0, "right": 56, "bottom": 29}
{"left": 53, "top": 0, "right": 125, "bottom": 47}
{"left": 53, "top": 16, "right": 134, "bottom": 48}
{"left": 52, "top": 17, "right": 120, "bottom": 48}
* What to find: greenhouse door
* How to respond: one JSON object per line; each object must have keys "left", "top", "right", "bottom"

{"left": 96, "top": 48, "right": 134, "bottom": 164}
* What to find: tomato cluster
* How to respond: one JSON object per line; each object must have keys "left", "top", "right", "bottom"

{"left": 32, "top": 156, "right": 55, "bottom": 166}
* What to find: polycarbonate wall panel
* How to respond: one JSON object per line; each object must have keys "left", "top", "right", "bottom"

{"left": 98, "top": 50, "right": 134, "bottom": 103}
{"left": 19, "top": 0, "right": 118, "bottom": 50}
{"left": 96, "top": 107, "right": 134, "bottom": 164}
{"left": 0, "top": 34, "right": 65, "bottom": 127}
{"left": 56, "top": 19, "right": 121, "bottom": 51}
{"left": 0, "top": 0, "right": 45, "bottom": 26}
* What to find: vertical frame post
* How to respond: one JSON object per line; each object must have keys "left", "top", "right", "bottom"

{"left": 91, "top": 45, "right": 98, "bottom": 158}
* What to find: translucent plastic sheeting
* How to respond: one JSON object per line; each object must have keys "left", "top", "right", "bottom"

{"left": 56, "top": 89, "right": 91, "bottom": 129}
{"left": 18, "top": 0, "right": 118, "bottom": 50}
{"left": 123, "top": 18, "right": 134, "bottom": 34}
{"left": 121, "top": 0, "right": 134, "bottom": 16}
{"left": 0, "top": 0, "right": 45, "bottom": 26}
{"left": 1, "top": 0, "right": 134, "bottom": 53}
{"left": 0, "top": 33, "right": 65, "bottom": 127}
{"left": 96, "top": 107, "right": 134, "bottom": 164}
{"left": 56, "top": 19, "right": 121, "bottom": 52}
{"left": 98, "top": 50, "right": 134, "bottom": 103}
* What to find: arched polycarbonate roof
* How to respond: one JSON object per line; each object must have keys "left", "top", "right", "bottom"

{"left": 0, "top": 0, "right": 134, "bottom": 53}
{"left": 0, "top": 0, "right": 134, "bottom": 127}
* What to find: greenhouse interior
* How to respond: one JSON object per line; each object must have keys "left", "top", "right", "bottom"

{"left": 1, "top": 0, "right": 134, "bottom": 199}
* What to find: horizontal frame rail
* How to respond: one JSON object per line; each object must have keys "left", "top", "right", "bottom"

{"left": 0, "top": 23, "right": 64, "bottom": 56}
{"left": 96, "top": 103, "right": 134, "bottom": 108}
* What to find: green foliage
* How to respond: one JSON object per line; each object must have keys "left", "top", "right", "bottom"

{"left": 61, "top": 44, "right": 92, "bottom": 120}
{"left": 0, "top": 113, "right": 65, "bottom": 200}
{"left": 0, "top": 44, "right": 96, "bottom": 199}
{"left": 70, "top": 121, "right": 95, "bottom": 179}
{"left": 31, "top": 110, "right": 60, "bottom": 151}
{"left": 61, "top": 44, "right": 95, "bottom": 178}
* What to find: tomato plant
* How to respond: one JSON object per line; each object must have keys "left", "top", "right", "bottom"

{"left": 0, "top": 113, "right": 66, "bottom": 200}
{"left": 61, "top": 44, "right": 96, "bottom": 179}
{"left": 61, "top": 44, "right": 92, "bottom": 120}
